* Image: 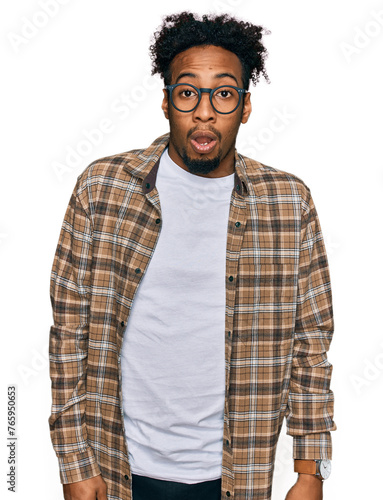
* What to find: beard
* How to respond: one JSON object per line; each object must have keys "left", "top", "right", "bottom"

{"left": 181, "top": 149, "right": 222, "bottom": 175}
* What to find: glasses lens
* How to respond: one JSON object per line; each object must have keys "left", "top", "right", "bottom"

{"left": 212, "top": 86, "right": 240, "bottom": 113}
{"left": 171, "top": 84, "right": 199, "bottom": 112}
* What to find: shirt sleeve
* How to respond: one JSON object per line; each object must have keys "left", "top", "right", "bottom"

{"left": 48, "top": 181, "right": 101, "bottom": 483}
{"left": 285, "top": 189, "right": 336, "bottom": 460}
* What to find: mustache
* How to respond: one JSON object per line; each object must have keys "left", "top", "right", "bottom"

{"left": 186, "top": 126, "right": 222, "bottom": 141}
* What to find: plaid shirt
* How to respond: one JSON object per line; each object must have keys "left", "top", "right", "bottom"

{"left": 49, "top": 133, "right": 336, "bottom": 499}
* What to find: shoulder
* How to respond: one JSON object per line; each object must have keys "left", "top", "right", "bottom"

{"left": 74, "top": 133, "right": 169, "bottom": 194}
{"left": 70, "top": 148, "right": 146, "bottom": 215}
{"left": 77, "top": 149, "right": 142, "bottom": 188}
{"left": 238, "top": 153, "right": 312, "bottom": 211}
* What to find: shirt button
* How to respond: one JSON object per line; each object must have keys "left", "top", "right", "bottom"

{"left": 124, "top": 474, "right": 129, "bottom": 481}
{"left": 226, "top": 492, "right": 231, "bottom": 497}
{"left": 155, "top": 218, "right": 161, "bottom": 224}
{"left": 236, "top": 184, "right": 240, "bottom": 192}
{"left": 135, "top": 268, "right": 141, "bottom": 274}
{"left": 228, "top": 331, "right": 231, "bottom": 338}
{"left": 120, "top": 321, "right": 125, "bottom": 327}
{"left": 145, "top": 182, "right": 151, "bottom": 189}
{"left": 235, "top": 221, "right": 241, "bottom": 227}
{"left": 226, "top": 439, "right": 230, "bottom": 446}
{"left": 228, "top": 276, "right": 234, "bottom": 282}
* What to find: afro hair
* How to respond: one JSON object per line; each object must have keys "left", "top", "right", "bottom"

{"left": 150, "top": 12, "right": 270, "bottom": 89}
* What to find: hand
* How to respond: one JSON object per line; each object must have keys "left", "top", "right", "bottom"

{"left": 63, "top": 475, "right": 108, "bottom": 500}
{"left": 285, "top": 474, "right": 323, "bottom": 500}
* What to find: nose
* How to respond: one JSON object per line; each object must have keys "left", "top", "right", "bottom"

{"left": 193, "top": 91, "right": 216, "bottom": 122}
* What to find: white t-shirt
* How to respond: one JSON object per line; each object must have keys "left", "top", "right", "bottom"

{"left": 120, "top": 148, "right": 234, "bottom": 483}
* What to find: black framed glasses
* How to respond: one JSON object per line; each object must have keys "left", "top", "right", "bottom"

{"left": 165, "top": 83, "right": 248, "bottom": 114}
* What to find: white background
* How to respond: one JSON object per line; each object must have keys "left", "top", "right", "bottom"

{"left": 1, "top": 0, "right": 382, "bottom": 498}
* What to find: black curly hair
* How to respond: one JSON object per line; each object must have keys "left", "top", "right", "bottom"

{"left": 150, "top": 12, "right": 270, "bottom": 90}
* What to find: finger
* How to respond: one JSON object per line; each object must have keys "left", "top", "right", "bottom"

{"left": 97, "top": 488, "right": 108, "bottom": 499}
{"left": 96, "top": 481, "right": 108, "bottom": 500}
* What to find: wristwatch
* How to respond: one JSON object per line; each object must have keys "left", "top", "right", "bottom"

{"left": 294, "top": 459, "right": 331, "bottom": 480}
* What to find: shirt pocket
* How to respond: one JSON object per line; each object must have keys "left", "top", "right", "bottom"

{"left": 255, "top": 260, "right": 297, "bottom": 344}
{"left": 259, "top": 260, "right": 297, "bottom": 304}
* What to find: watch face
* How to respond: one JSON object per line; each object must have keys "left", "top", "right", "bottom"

{"left": 319, "top": 459, "right": 331, "bottom": 479}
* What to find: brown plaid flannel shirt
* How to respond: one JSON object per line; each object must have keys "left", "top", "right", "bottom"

{"left": 49, "top": 133, "right": 336, "bottom": 499}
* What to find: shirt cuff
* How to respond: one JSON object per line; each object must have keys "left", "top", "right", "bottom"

{"left": 57, "top": 447, "right": 101, "bottom": 484}
{"left": 293, "top": 432, "right": 332, "bottom": 460}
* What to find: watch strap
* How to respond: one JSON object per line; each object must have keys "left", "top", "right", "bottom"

{"left": 294, "top": 460, "right": 317, "bottom": 475}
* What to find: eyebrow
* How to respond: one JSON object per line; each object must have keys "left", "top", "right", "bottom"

{"left": 175, "top": 72, "right": 198, "bottom": 83}
{"left": 215, "top": 73, "right": 239, "bottom": 85}
{"left": 175, "top": 72, "right": 239, "bottom": 85}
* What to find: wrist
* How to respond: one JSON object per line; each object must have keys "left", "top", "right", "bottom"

{"left": 294, "top": 459, "right": 331, "bottom": 480}
{"left": 297, "top": 473, "right": 323, "bottom": 486}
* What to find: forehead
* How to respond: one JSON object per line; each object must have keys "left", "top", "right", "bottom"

{"left": 169, "top": 45, "right": 243, "bottom": 83}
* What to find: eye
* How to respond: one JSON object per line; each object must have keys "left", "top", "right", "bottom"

{"left": 177, "top": 87, "right": 197, "bottom": 98}
{"left": 215, "top": 88, "right": 233, "bottom": 99}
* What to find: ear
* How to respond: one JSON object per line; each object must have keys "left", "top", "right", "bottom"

{"left": 162, "top": 89, "right": 169, "bottom": 120}
{"left": 241, "top": 92, "right": 252, "bottom": 124}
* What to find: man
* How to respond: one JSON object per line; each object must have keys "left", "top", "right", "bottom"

{"left": 49, "top": 12, "right": 336, "bottom": 500}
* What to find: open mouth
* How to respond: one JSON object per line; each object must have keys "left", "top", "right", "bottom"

{"left": 190, "top": 131, "right": 218, "bottom": 154}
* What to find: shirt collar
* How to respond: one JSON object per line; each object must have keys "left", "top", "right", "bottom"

{"left": 123, "top": 132, "right": 251, "bottom": 197}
